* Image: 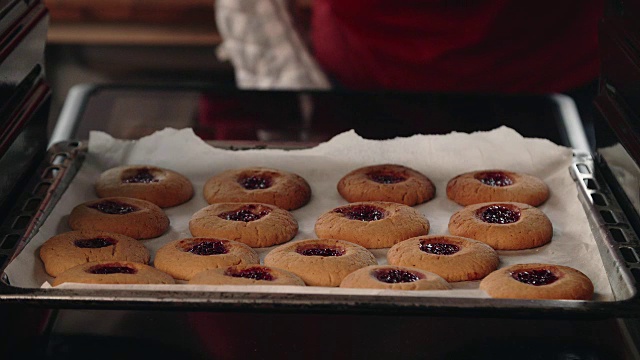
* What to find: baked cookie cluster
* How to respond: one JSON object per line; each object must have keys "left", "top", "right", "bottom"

{"left": 67, "top": 164, "right": 196, "bottom": 240}
{"left": 40, "top": 162, "right": 594, "bottom": 300}
{"left": 46, "top": 165, "right": 314, "bottom": 286}
{"left": 45, "top": 164, "right": 194, "bottom": 285}
{"left": 442, "top": 168, "right": 593, "bottom": 299}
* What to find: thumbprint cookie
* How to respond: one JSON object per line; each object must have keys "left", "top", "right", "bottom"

{"left": 95, "top": 165, "right": 193, "bottom": 208}
{"left": 203, "top": 167, "right": 311, "bottom": 210}
{"left": 387, "top": 235, "right": 499, "bottom": 282}
{"left": 315, "top": 201, "right": 430, "bottom": 249}
{"left": 154, "top": 238, "right": 259, "bottom": 280}
{"left": 446, "top": 169, "right": 549, "bottom": 206}
{"left": 68, "top": 197, "right": 169, "bottom": 239}
{"left": 40, "top": 230, "right": 150, "bottom": 277}
{"left": 448, "top": 202, "right": 552, "bottom": 250}
{"left": 264, "top": 239, "right": 377, "bottom": 287}
{"left": 189, "top": 264, "right": 305, "bottom": 286}
{"left": 480, "top": 263, "right": 594, "bottom": 300}
{"left": 340, "top": 265, "right": 451, "bottom": 290}
{"left": 189, "top": 203, "right": 298, "bottom": 248}
{"left": 52, "top": 261, "right": 174, "bottom": 286}
{"left": 337, "top": 164, "right": 435, "bottom": 206}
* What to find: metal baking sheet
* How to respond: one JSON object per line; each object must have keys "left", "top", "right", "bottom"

{"left": 1, "top": 133, "right": 639, "bottom": 317}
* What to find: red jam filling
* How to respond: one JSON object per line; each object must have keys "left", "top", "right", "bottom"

{"left": 74, "top": 237, "right": 117, "bottom": 248}
{"left": 479, "top": 205, "right": 521, "bottom": 224}
{"left": 88, "top": 264, "right": 137, "bottom": 275}
{"left": 375, "top": 269, "right": 421, "bottom": 283}
{"left": 476, "top": 171, "right": 514, "bottom": 187}
{"left": 88, "top": 200, "right": 139, "bottom": 215}
{"left": 296, "top": 245, "right": 345, "bottom": 257}
{"left": 367, "top": 171, "right": 407, "bottom": 184}
{"left": 185, "top": 240, "right": 228, "bottom": 256}
{"left": 420, "top": 241, "right": 460, "bottom": 255}
{"left": 334, "top": 205, "right": 385, "bottom": 222}
{"left": 225, "top": 267, "right": 274, "bottom": 281}
{"left": 511, "top": 269, "right": 558, "bottom": 286}
{"left": 239, "top": 175, "right": 273, "bottom": 190}
{"left": 122, "top": 168, "right": 159, "bottom": 184}
{"left": 218, "top": 205, "right": 271, "bottom": 222}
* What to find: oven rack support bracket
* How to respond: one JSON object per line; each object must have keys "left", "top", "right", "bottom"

{"left": 571, "top": 151, "right": 639, "bottom": 301}
{"left": 0, "top": 141, "right": 85, "bottom": 281}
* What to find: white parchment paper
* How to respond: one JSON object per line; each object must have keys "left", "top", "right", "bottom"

{"left": 5, "top": 127, "right": 614, "bottom": 300}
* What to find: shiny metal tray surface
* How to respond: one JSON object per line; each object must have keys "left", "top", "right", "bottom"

{"left": 1, "top": 141, "right": 639, "bottom": 318}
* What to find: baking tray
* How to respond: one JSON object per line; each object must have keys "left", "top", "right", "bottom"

{"left": 1, "top": 139, "right": 639, "bottom": 318}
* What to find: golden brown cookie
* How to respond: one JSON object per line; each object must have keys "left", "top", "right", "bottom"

{"left": 95, "top": 165, "right": 194, "bottom": 208}
{"left": 263, "top": 239, "right": 377, "bottom": 287}
{"left": 189, "top": 203, "right": 298, "bottom": 248}
{"left": 154, "top": 237, "right": 260, "bottom": 280}
{"left": 52, "top": 260, "right": 175, "bottom": 286}
{"left": 337, "top": 164, "right": 435, "bottom": 206}
{"left": 68, "top": 197, "right": 170, "bottom": 239}
{"left": 479, "top": 263, "right": 594, "bottom": 300}
{"left": 386, "top": 235, "right": 499, "bottom": 282}
{"left": 446, "top": 169, "right": 549, "bottom": 206}
{"left": 203, "top": 167, "right": 311, "bottom": 210}
{"left": 189, "top": 264, "right": 305, "bottom": 286}
{"left": 314, "top": 201, "right": 430, "bottom": 249}
{"left": 340, "top": 265, "right": 451, "bottom": 290}
{"left": 448, "top": 202, "right": 552, "bottom": 250}
{"left": 39, "top": 230, "right": 150, "bottom": 277}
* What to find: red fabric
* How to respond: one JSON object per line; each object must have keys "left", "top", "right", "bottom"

{"left": 312, "top": 0, "right": 604, "bottom": 93}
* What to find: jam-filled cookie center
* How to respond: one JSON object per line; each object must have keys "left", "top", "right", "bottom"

{"left": 225, "top": 266, "right": 274, "bottom": 281}
{"left": 475, "top": 171, "right": 514, "bottom": 187}
{"left": 121, "top": 168, "right": 160, "bottom": 184}
{"left": 335, "top": 205, "right": 386, "bottom": 222}
{"left": 375, "top": 269, "right": 422, "bottom": 283}
{"left": 74, "top": 237, "right": 117, "bottom": 248}
{"left": 184, "top": 240, "right": 229, "bottom": 256}
{"left": 296, "top": 244, "right": 345, "bottom": 257}
{"left": 367, "top": 171, "right": 407, "bottom": 184}
{"left": 478, "top": 205, "right": 521, "bottom": 224}
{"left": 420, "top": 241, "right": 460, "bottom": 255}
{"left": 511, "top": 269, "right": 559, "bottom": 286}
{"left": 239, "top": 175, "right": 273, "bottom": 190}
{"left": 218, "top": 205, "right": 272, "bottom": 222}
{"left": 88, "top": 263, "right": 138, "bottom": 275}
{"left": 89, "top": 200, "right": 139, "bottom": 215}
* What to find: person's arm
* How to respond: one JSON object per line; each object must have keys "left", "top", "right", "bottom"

{"left": 214, "top": 0, "right": 330, "bottom": 89}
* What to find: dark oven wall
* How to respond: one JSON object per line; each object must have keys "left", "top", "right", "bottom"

{"left": 0, "top": 1, "right": 50, "bottom": 220}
